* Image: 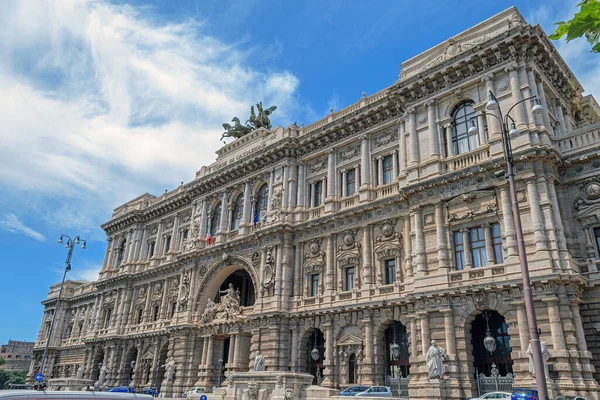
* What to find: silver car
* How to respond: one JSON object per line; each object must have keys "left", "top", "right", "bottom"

{"left": 355, "top": 386, "right": 393, "bottom": 397}
{"left": 469, "top": 392, "right": 512, "bottom": 400}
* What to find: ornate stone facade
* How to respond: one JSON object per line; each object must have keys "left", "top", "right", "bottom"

{"left": 29, "top": 7, "right": 600, "bottom": 399}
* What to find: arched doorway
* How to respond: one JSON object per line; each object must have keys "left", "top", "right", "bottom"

{"left": 214, "top": 269, "right": 255, "bottom": 306}
{"left": 123, "top": 347, "right": 137, "bottom": 386}
{"left": 306, "top": 329, "right": 325, "bottom": 385}
{"left": 348, "top": 354, "right": 357, "bottom": 384}
{"left": 154, "top": 344, "right": 168, "bottom": 388}
{"left": 471, "top": 310, "right": 514, "bottom": 395}
{"left": 384, "top": 321, "right": 410, "bottom": 397}
{"left": 90, "top": 348, "right": 105, "bottom": 383}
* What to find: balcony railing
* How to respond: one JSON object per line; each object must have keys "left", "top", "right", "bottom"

{"left": 556, "top": 123, "right": 600, "bottom": 156}
{"left": 374, "top": 182, "right": 397, "bottom": 199}
{"left": 446, "top": 145, "right": 490, "bottom": 171}
{"left": 340, "top": 194, "right": 359, "bottom": 210}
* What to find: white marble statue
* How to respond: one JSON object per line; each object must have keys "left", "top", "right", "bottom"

{"left": 162, "top": 358, "right": 176, "bottom": 381}
{"left": 527, "top": 340, "right": 550, "bottom": 378}
{"left": 426, "top": 340, "right": 448, "bottom": 379}
{"left": 76, "top": 364, "right": 84, "bottom": 380}
{"left": 253, "top": 351, "right": 265, "bottom": 371}
{"left": 97, "top": 364, "right": 107, "bottom": 386}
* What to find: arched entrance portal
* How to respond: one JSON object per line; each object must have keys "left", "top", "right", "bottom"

{"left": 471, "top": 310, "right": 514, "bottom": 395}
{"left": 384, "top": 321, "right": 410, "bottom": 397}
{"left": 305, "top": 329, "right": 325, "bottom": 385}
{"left": 215, "top": 269, "right": 255, "bottom": 306}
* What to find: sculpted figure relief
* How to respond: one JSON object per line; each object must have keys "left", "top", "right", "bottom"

{"left": 162, "top": 358, "right": 176, "bottom": 382}
{"left": 426, "top": 340, "right": 448, "bottom": 379}
{"left": 254, "top": 351, "right": 265, "bottom": 371}
{"left": 527, "top": 341, "right": 550, "bottom": 378}
{"left": 221, "top": 102, "right": 277, "bottom": 142}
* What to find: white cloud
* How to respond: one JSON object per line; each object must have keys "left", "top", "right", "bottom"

{"left": 70, "top": 262, "right": 102, "bottom": 282}
{"left": 0, "top": 0, "right": 300, "bottom": 237}
{"left": 526, "top": 1, "right": 600, "bottom": 98}
{"left": 0, "top": 214, "right": 46, "bottom": 242}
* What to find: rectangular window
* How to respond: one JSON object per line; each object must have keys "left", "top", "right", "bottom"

{"left": 182, "top": 229, "right": 189, "bottom": 242}
{"left": 153, "top": 305, "right": 160, "bottom": 322}
{"left": 346, "top": 170, "right": 356, "bottom": 197}
{"left": 492, "top": 223, "right": 504, "bottom": 264}
{"left": 594, "top": 227, "right": 600, "bottom": 257}
{"left": 454, "top": 231, "right": 465, "bottom": 270}
{"left": 149, "top": 241, "right": 155, "bottom": 258}
{"left": 383, "top": 155, "right": 394, "bottom": 184}
{"left": 470, "top": 227, "right": 487, "bottom": 268}
{"left": 164, "top": 235, "right": 172, "bottom": 253}
{"left": 137, "top": 309, "right": 143, "bottom": 324}
{"left": 384, "top": 259, "right": 396, "bottom": 285}
{"left": 310, "top": 274, "right": 320, "bottom": 297}
{"left": 345, "top": 267, "right": 355, "bottom": 291}
{"left": 314, "top": 181, "right": 323, "bottom": 207}
{"left": 104, "top": 309, "right": 111, "bottom": 329}
{"left": 171, "top": 302, "right": 177, "bottom": 318}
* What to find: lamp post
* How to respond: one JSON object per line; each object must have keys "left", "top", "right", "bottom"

{"left": 390, "top": 323, "right": 401, "bottom": 397}
{"left": 470, "top": 91, "right": 548, "bottom": 400}
{"left": 38, "top": 234, "right": 87, "bottom": 382}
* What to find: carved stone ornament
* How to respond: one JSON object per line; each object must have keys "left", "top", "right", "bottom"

{"left": 446, "top": 190, "right": 498, "bottom": 223}
{"left": 374, "top": 130, "right": 397, "bottom": 148}
{"left": 202, "top": 284, "right": 244, "bottom": 324}
{"left": 149, "top": 225, "right": 158, "bottom": 237}
{"left": 164, "top": 217, "right": 175, "bottom": 230}
{"left": 583, "top": 178, "right": 600, "bottom": 200}
{"left": 308, "top": 157, "right": 327, "bottom": 175}
{"left": 337, "top": 230, "right": 361, "bottom": 267}
{"left": 339, "top": 144, "right": 360, "bottom": 161}
{"left": 178, "top": 270, "right": 190, "bottom": 309}
{"left": 261, "top": 247, "right": 276, "bottom": 290}
{"left": 338, "top": 230, "right": 358, "bottom": 251}
{"left": 251, "top": 251, "right": 261, "bottom": 266}
{"left": 304, "top": 239, "right": 326, "bottom": 273}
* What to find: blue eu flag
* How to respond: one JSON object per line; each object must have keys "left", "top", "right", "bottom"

{"left": 253, "top": 204, "right": 259, "bottom": 227}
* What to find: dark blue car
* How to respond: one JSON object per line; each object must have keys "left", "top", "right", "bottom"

{"left": 510, "top": 388, "right": 539, "bottom": 400}
{"left": 141, "top": 387, "right": 159, "bottom": 397}
{"left": 108, "top": 386, "right": 135, "bottom": 393}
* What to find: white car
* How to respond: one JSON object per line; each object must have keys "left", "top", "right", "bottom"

{"left": 355, "top": 386, "right": 393, "bottom": 397}
{"left": 469, "top": 392, "right": 512, "bottom": 400}
{"left": 183, "top": 387, "right": 206, "bottom": 398}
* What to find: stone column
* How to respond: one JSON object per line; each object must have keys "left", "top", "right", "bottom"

{"left": 360, "top": 134, "right": 371, "bottom": 190}
{"left": 445, "top": 124, "right": 454, "bottom": 157}
{"left": 341, "top": 170, "right": 348, "bottom": 197}
{"left": 124, "top": 230, "right": 135, "bottom": 263}
{"left": 408, "top": 108, "right": 418, "bottom": 165}
{"left": 555, "top": 101, "right": 567, "bottom": 136}
{"left": 409, "top": 317, "right": 418, "bottom": 358}
{"left": 477, "top": 113, "right": 487, "bottom": 146}
{"left": 297, "top": 163, "right": 305, "bottom": 210}
{"left": 362, "top": 225, "right": 373, "bottom": 287}
{"left": 526, "top": 179, "right": 548, "bottom": 251}
{"left": 403, "top": 218, "right": 413, "bottom": 278}
{"left": 266, "top": 169, "right": 275, "bottom": 212}
{"left": 484, "top": 223, "right": 495, "bottom": 266}
{"left": 362, "top": 314, "right": 374, "bottom": 385}
{"left": 520, "top": 63, "right": 537, "bottom": 139}
{"left": 326, "top": 149, "right": 336, "bottom": 201}
{"left": 290, "top": 323, "right": 299, "bottom": 371}
{"left": 535, "top": 75, "right": 552, "bottom": 134}
{"left": 155, "top": 221, "right": 164, "bottom": 257}
{"left": 506, "top": 63, "right": 527, "bottom": 129}
{"left": 293, "top": 245, "right": 302, "bottom": 297}
{"left": 516, "top": 304, "right": 529, "bottom": 353}
{"left": 413, "top": 208, "right": 426, "bottom": 273}
{"left": 137, "top": 228, "right": 148, "bottom": 261}
{"left": 435, "top": 204, "right": 448, "bottom": 270}
{"left": 288, "top": 161, "right": 297, "bottom": 210}
{"left": 377, "top": 156, "right": 384, "bottom": 186}
{"left": 240, "top": 181, "right": 252, "bottom": 233}
{"left": 282, "top": 164, "right": 290, "bottom": 211}
{"left": 482, "top": 74, "right": 500, "bottom": 136}
{"left": 462, "top": 228, "right": 472, "bottom": 269}
{"left": 171, "top": 215, "right": 181, "bottom": 252}
{"left": 427, "top": 100, "right": 439, "bottom": 157}
{"left": 419, "top": 312, "right": 430, "bottom": 356}
{"left": 500, "top": 186, "right": 518, "bottom": 257}
{"left": 570, "top": 301, "right": 588, "bottom": 352}
{"left": 547, "top": 180, "right": 568, "bottom": 266}
{"left": 442, "top": 308, "right": 456, "bottom": 355}
{"left": 526, "top": 69, "right": 543, "bottom": 127}
{"left": 392, "top": 150, "right": 398, "bottom": 179}
{"left": 309, "top": 183, "right": 315, "bottom": 208}
{"left": 233, "top": 332, "right": 243, "bottom": 370}
{"left": 219, "top": 191, "right": 228, "bottom": 234}
{"left": 398, "top": 119, "right": 407, "bottom": 175}
{"left": 322, "top": 321, "right": 334, "bottom": 386}
{"left": 326, "top": 235, "right": 335, "bottom": 292}
{"left": 546, "top": 298, "right": 566, "bottom": 351}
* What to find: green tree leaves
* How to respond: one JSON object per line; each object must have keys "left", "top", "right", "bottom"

{"left": 0, "top": 370, "right": 27, "bottom": 389}
{"left": 549, "top": 0, "right": 600, "bottom": 52}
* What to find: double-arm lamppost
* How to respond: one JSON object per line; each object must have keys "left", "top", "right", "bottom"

{"left": 469, "top": 91, "right": 548, "bottom": 400}
{"left": 38, "top": 235, "right": 86, "bottom": 381}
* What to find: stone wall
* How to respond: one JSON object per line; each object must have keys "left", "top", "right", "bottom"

{"left": 583, "top": 286, "right": 600, "bottom": 382}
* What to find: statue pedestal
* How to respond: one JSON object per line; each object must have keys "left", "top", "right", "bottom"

{"left": 218, "top": 371, "right": 313, "bottom": 400}
{"left": 409, "top": 378, "right": 448, "bottom": 400}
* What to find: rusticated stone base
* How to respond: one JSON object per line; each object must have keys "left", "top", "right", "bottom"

{"left": 217, "top": 371, "right": 314, "bottom": 400}
{"left": 46, "top": 378, "right": 94, "bottom": 391}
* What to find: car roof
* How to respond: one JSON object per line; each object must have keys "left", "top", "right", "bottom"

{"left": 0, "top": 391, "right": 153, "bottom": 399}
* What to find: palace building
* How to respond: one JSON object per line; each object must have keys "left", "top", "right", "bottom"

{"left": 29, "top": 7, "right": 600, "bottom": 399}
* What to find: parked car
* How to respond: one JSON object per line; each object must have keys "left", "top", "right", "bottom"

{"left": 108, "top": 387, "right": 135, "bottom": 393}
{"left": 355, "top": 386, "right": 393, "bottom": 397}
{"left": 511, "top": 388, "right": 539, "bottom": 400}
{"left": 183, "top": 387, "right": 206, "bottom": 398}
{"left": 470, "top": 392, "right": 512, "bottom": 400}
{"left": 339, "top": 386, "right": 370, "bottom": 396}
{"left": 554, "top": 397, "right": 586, "bottom": 400}
{"left": 0, "top": 391, "right": 153, "bottom": 399}
{"left": 141, "top": 387, "right": 159, "bottom": 397}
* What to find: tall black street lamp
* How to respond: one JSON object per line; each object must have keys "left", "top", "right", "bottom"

{"left": 470, "top": 91, "right": 548, "bottom": 400}
{"left": 38, "top": 234, "right": 86, "bottom": 382}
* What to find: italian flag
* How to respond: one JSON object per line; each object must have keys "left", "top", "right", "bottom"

{"left": 206, "top": 218, "right": 213, "bottom": 245}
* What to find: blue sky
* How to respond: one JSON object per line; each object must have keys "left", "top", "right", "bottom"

{"left": 0, "top": 0, "right": 597, "bottom": 344}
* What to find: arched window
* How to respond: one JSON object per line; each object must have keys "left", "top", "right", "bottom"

{"left": 231, "top": 194, "right": 243, "bottom": 231}
{"left": 210, "top": 202, "right": 222, "bottom": 236}
{"left": 452, "top": 101, "right": 479, "bottom": 155}
{"left": 256, "top": 184, "right": 269, "bottom": 222}
{"left": 116, "top": 240, "right": 126, "bottom": 266}
{"left": 471, "top": 310, "right": 513, "bottom": 376}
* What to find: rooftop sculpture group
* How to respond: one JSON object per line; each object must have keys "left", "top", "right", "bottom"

{"left": 221, "top": 102, "right": 277, "bottom": 142}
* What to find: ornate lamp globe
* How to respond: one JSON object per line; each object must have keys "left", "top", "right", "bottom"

{"left": 484, "top": 333, "right": 497, "bottom": 354}
{"left": 310, "top": 347, "right": 320, "bottom": 361}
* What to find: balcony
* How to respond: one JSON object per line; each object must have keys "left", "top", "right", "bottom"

{"left": 339, "top": 194, "right": 359, "bottom": 210}
{"left": 449, "top": 263, "right": 506, "bottom": 285}
{"left": 556, "top": 123, "right": 600, "bottom": 156}
{"left": 373, "top": 182, "right": 397, "bottom": 199}
{"left": 446, "top": 145, "right": 490, "bottom": 171}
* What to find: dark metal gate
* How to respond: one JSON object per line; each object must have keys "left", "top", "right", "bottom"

{"left": 476, "top": 363, "right": 514, "bottom": 396}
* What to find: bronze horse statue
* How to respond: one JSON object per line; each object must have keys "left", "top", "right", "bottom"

{"left": 221, "top": 102, "right": 277, "bottom": 143}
